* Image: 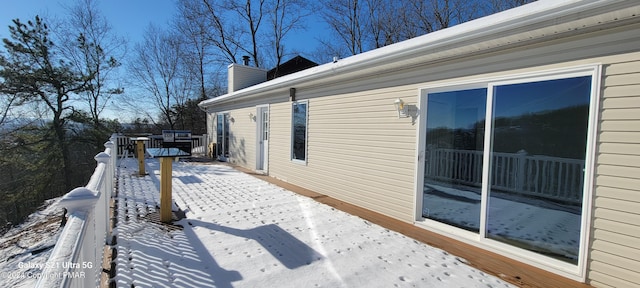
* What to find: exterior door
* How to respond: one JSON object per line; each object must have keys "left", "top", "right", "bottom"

{"left": 416, "top": 67, "right": 598, "bottom": 275}
{"left": 256, "top": 106, "right": 269, "bottom": 171}
{"left": 216, "top": 113, "right": 229, "bottom": 161}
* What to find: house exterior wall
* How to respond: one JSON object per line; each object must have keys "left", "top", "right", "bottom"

{"left": 589, "top": 55, "right": 640, "bottom": 288}
{"left": 268, "top": 87, "right": 418, "bottom": 221}
{"left": 206, "top": 113, "right": 216, "bottom": 148}
{"left": 202, "top": 19, "right": 640, "bottom": 286}
{"left": 221, "top": 107, "right": 257, "bottom": 168}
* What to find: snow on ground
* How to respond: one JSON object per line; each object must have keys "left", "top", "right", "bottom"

{"left": 0, "top": 198, "right": 64, "bottom": 288}
{"left": 113, "top": 158, "right": 515, "bottom": 288}
{"left": 423, "top": 183, "right": 581, "bottom": 263}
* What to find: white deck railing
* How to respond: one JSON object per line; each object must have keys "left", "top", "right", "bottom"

{"left": 425, "top": 149, "right": 585, "bottom": 204}
{"left": 114, "top": 134, "right": 208, "bottom": 157}
{"left": 36, "top": 136, "right": 116, "bottom": 288}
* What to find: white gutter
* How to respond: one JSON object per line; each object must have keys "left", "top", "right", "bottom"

{"left": 199, "top": 0, "right": 633, "bottom": 109}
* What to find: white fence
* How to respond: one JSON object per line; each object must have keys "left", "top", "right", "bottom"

{"left": 36, "top": 136, "right": 116, "bottom": 288}
{"left": 114, "top": 134, "right": 208, "bottom": 157}
{"left": 425, "top": 149, "right": 585, "bottom": 204}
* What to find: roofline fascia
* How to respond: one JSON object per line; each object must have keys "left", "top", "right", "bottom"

{"left": 199, "top": 0, "right": 630, "bottom": 110}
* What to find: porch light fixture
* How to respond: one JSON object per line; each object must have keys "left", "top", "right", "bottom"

{"left": 249, "top": 113, "right": 256, "bottom": 121}
{"left": 394, "top": 98, "right": 408, "bottom": 118}
{"left": 289, "top": 88, "right": 296, "bottom": 102}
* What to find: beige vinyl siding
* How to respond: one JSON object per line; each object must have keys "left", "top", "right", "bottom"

{"left": 206, "top": 113, "right": 216, "bottom": 145}
{"left": 268, "top": 85, "right": 418, "bottom": 222}
{"left": 201, "top": 21, "right": 640, "bottom": 283}
{"left": 589, "top": 56, "right": 640, "bottom": 288}
{"left": 225, "top": 108, "right": 257, "bottom": 169}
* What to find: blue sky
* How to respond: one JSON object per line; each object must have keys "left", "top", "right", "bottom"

{"left": 0, "top": 0, "right": 325, "bottom": 57}
{"left": 0, "top": 0, "right": 326, "bottom": 121}
{"left": 0, "top": 0, "right": 174, "bottom": 45}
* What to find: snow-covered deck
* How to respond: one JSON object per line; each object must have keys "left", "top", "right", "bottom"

{"left": 111, "top": 158, "right": 514, "bottom": 287}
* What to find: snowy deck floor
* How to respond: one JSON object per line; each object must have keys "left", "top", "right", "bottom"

{"left": 112, "top": 158, "right": 513, "bottom": 287}
{"left": 110, "top": 158, "right": 585, "bottom": 287}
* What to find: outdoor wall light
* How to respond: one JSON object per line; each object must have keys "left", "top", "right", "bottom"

{"left": 394, "top": 98, "right": 409, "bottom": 118}
{"left": 290, "top": 88, "right": 296, "bottom": 102}
{"left": 249, "top": 113, "right": 256, "bottom": 121}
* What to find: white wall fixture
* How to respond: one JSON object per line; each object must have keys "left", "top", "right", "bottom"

{"left": 394, "top": 98, "right": 409, "bottom": 118}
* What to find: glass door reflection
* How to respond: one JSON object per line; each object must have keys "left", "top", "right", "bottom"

{"left": 487, "top": 76, "right": 591, "bottom": 264}
{"left": 423, "top": 88, "right": 487, "bottom": 233}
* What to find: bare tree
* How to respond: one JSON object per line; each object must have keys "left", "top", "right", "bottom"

{"left": 199, "top": 0, "right": 267, "bottom": 67}
{"left": 128, "top": 25, "right": 194, "bottom": 129}
{"left": 200, "top": 0, "right": 242, "bottom": 65}
{"left": 61, "top": 0, "right": 125, "bottom": 126}
{"left": 194, "top": 0, "right": 309, "bottom": 68}
{"left": 485, "top": 0, "right": 536, "bottom": 13}
{"left": 175, "top": 0, "right": 224, "bottom": 99}
{"left": 268, "top": 0, "right": 309, "bottom": 69}
{"left": 226, "top": 0, "right": 267, "bottom": 67}
{"left": 320, "top": 0, "right": 365, "bottom": 56}
{"left": 320, "top": 0, "right": 520, "bottom": 58}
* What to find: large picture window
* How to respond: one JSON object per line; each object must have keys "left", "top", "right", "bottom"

{"left": 291, "top": 101, "right": 308, "bottom": 162}
{"left": 419, "top": 67, "right": 597, "bottom": 272}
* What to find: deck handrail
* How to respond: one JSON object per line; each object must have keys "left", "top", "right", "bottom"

{"left": 114, "top": 134, "right": 208, "bottom": 157}
{"left": 36, "top": 136, "right": 116, "bottom": 288}
{"left": 425, "top": 148, "right": 585, "bottom": 204}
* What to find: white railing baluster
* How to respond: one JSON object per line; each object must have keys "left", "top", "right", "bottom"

{"left": 424, "top": 148, "right": 584, "bottom": 204}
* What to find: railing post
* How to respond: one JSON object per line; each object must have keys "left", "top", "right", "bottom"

{"left": 36, "top": 187, "right": 100, "bottom": 288}
{"left": 516, "top": 149, "right": 527, "bottom": 192}
{"left": 96, "top": 151, "right": 111, "bottom": 243}
{"left": 60, "top": 187, "right": 101, "bottom": 215}
{"left": 104, "top": 140, "right": 115, "bottom": 198}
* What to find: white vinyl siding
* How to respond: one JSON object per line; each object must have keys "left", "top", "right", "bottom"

{"left": 268, "top": 86, "right": 418, "bottom": 221}
{"left": 589, "top": 55, "right": 640, "bottom": 288}
{"left": 224, "top": 108, "right": 257, "bottom": 168}
{"left": 209, "top": 52, "right": 640, "bottom": 285}
{"left": 200, "top": 12, "right": 640, "bottom": 283}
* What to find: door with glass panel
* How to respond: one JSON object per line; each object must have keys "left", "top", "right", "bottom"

{"left": 216, "top": 113, "right": 230, "bottom": 161}
{"left": 420, "top": 71, "right": 594, "bottom": 266}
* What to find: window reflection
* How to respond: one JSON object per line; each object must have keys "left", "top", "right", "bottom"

{"left": 423, "top": 88, "right": 486, "bottom": 232}
{"left": 216, "top": 114, "right": 230, "bottom": 158}
{"left": 292, "top": 102, "right": 307, "bottom": 161}
{"left": 487, "top": 76, "right": 591, "bottom": 264}
{"left": 422, "top": 76, "right": 592, "bottom": 264}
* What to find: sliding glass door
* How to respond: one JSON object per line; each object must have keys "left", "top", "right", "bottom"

{"left": 420, "top": 68, "right": 596, "bottom": 267}
{"left": 486, "top": 76, "right": 591, "bottom": 264}
{"left": 423, "top": 88, "right": 486, "bottom": 232}
{"left": 216, "top": 113, "right": 230, "bottom": 161}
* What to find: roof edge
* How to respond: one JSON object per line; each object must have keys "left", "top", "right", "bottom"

{"left": 200, "top": 0, "right": 633, "bottom": 109}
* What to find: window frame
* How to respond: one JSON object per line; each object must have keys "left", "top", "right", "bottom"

{"left": 415, "top": 65, "right": 601, "bottom": 281}
{"left": 290, "top": 100, "right": 309, "bottom": 164}
{"left": 216, "top": 112, "right": 231, "bottom": 161}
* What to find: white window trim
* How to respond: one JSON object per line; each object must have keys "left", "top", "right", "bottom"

{"left": 414, "top": 64, "right": 601, "bottom": 281}
{"left": 291, "top": 100, "right": 308, "bottom": 165}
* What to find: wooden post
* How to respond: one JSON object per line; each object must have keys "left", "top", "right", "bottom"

{"left": 159, "top": 157, "right": 173, "bottom": 223}
{"left": 136, "top": 140, "right": 146, "bottom": 175}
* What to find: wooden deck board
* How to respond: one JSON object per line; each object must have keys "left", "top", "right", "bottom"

{"left": 225, "top": 162, "right": 591, "bottom": 288}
